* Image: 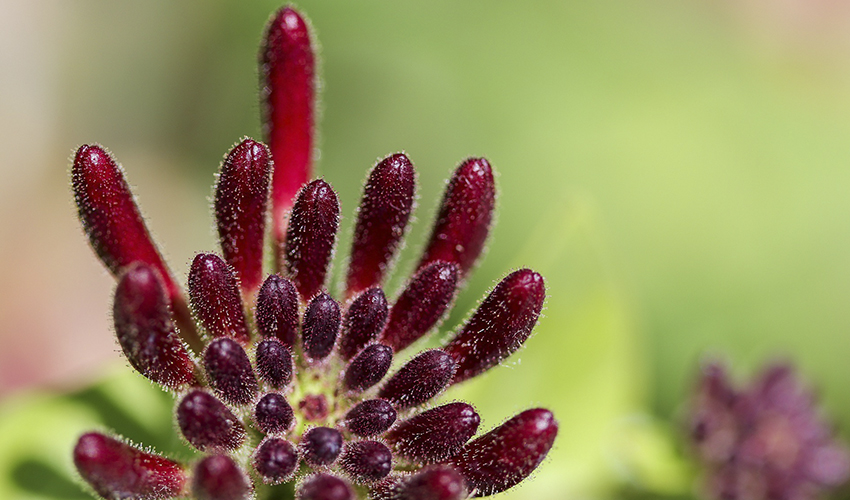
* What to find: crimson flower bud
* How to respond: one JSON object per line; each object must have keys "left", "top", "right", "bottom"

{"left": 418, "top": 158, "right": 495, "bottom": 276}
{"left": 73, "top": 432, "right": 186, "bottom": 500}
{"left": 342, "top": 344, "right": 394, "bottom": 393}
{"left": 297, "top": 473, "right": 355, "bottom": 500}
{"left": 302, "top": 293, "right": 341, "bottom": 361}
{"left": 255, "top": 393, "right": 294, "bottom": 434}
{"left": 301, "top": 427, "right": 344, "bottom": 467}
{"left": 254, "top": 437, "right": 300, "bottom": 484}
{"left": 113, "top": 263, "right": 195, "bottom": 390}
{"left": 444, "top": 269, "right": 545, "bottom": 384}
{"left": 188, "top": 253, "right": 250, "bottom": 343}
{"left": 215, "top": 138, "right": 271, "bottom": 295}
{"left": 339, "top": 441, "right": 393, "bottom": 482}
{"left": 343, "top": 399, "right": 397, "bottom": 437}
{"left": 346, "top": 153, "right": 415, "bottom": 296}
{"left": 385, "top": 402, "right": 480, "bottom": 463}
{"left": 255, "top": 274, "right": 300, "bottom": 346}
{"left": 255, "top": 338, "right": 294, "bottom": 389}
{"left": 398, "top": 465, "right": 468, "bottom": 500}
{"left": 192, "top": 455, "right": 251, "bottom": 500}
{"left": 380, "top": 262, "right": 459, "bottom": 352}
{"left": 338, "top": 288, "right": 389, "bottom": 361}
{"left": 448, "top": 408, "right": 558, "bottom": 496}
{"left": 261, "top": 6, "right": 316, "bottom": 249}
{"left": 379, "top": 349, "right": 456, "bottom": 409}
{"left": 203, "top": 337, "right": 258, "bottom": 406}
{"left": 176, "top": 390, "right": 246, "bottom": 452}
{"left": 284, "top": 179, "right": 339, "bottom": 300}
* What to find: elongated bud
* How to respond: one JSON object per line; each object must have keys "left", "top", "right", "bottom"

{"left": 444, "top": 269, "right": 545, "bottom": 384}
{"left": 398, "top": 466, "right": 468, "bottom": 500}
{"left": 302, "top": 293, "right": 341, "bottom": 361}
{"left": 339, "top": 288, "right": 388, "bottom": 360}
{"left": 339, "top": 441, "right": 393, "bottom": 482}
{"left": 113, "top": 264, "right": 195, "bottom": 389}
{"left": 448, "top": 408, "right": 557, "bottom": 496}
{"left": 256, "top": 274, "right": 299, "bottom": 346}
{"left": 204, "top": 337, "right": 258, "bottom": 406}
{"left": 284, "top": 179, "right": 339, "bottom": 299}
{"left": 419, "top": 158, "right": 495, "bottom": 276}
{"left": 380, "top": 262, "right": 459, "bottom": 352}
{"left": 255, "top": 393, "right": 294, "bottom": 434}
{"left": 301, "top": 427, "right": 344, "bottom": 467}
{"left": 188, "top": 253, "right": 250, "bottom": 343}
{"left": 261, "top": 6, "right": 316, "bottom": 248}
{"left": 192, "top": 455, "right": 251, "bottom": 500}
{"left": 343, "top": 344, "right": 393, "bottom": 393}
{"left": 297, "top": 473, "right": 354, "bottom": 500}
{"left": 346, "top": 153, "right": 416, "bottom": 296}
{"left": 74, "top": 432, "right": 186, "bottom": 500}
{"left": 379, "top": 349, "right": 456, "bottom": 409}
{"left": 215, "top": 138, "right": 271, "bottom": 295}
{"left": 254, "top": 437, "right": 299, "bottom": 484}
{"left": 343, "top": 399, "right": 397, "bottom": 437}
{"left": 386, "top": 402, "right": 480, "bottom": 463}
{"left": 176, "top": 390, "right": 246, "bottom": 451}
{"left": 256, "top": 338, "right": 294, "bottom": 388}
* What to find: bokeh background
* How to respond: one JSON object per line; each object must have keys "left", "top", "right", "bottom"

{"left": 2, "top": 1, "right": 850, "bottom": 499}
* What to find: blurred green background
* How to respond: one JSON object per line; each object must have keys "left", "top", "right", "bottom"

{"left": 2, "top": 0, "right": 850, "bottom": 499}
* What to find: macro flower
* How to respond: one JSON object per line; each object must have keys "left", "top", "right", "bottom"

{"left": 688, "top": 361, "right": 849, "bottom": 500}
{"left": 69, "top": 5, "right": 556, "bottom": 500}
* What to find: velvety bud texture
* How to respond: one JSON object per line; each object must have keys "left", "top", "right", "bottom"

{"left": 70, "top": 4, "right": 556, "bottom": 499}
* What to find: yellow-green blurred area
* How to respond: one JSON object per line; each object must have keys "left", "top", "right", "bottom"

{"left": 2, "top": 0, "right": 850, "bottom": 499}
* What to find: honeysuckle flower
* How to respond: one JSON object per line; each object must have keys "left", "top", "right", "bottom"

{"left": 688, "top": 361, "right": 850, "bottom": 500}
{"left": 70, "top": 5, "right": 557, "bottom": 500}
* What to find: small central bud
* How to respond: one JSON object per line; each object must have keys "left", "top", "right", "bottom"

{"left": 299, "top": 393, "right": 329, "bottom": 422}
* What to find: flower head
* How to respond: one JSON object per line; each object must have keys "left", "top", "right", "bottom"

{"left": 688, "top": 361, "right": 850, "bottom": 500}
{"left": 71, "top": 5, "right": 556, "bottom": 499}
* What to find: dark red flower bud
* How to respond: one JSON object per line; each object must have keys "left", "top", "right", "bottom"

{"left": 297, "top": 473, "right": 355, "bottom": 500}
{"left": 283, "top": 179, "right": 339, "bottom": 300}
{"left": 215, "top": 138, "right": 271, "bottom": 295}
{"left": 448, "top": 408, "right": 558, "bottom": 496}
{"left": 398, "top": 466, "right": 468, "bottom": 500}
{"left": 385, "top": 402, "right": 480, "bottom": 463}
{"left": 203, "top": 337, "right": 258, "bottom": 406}
{"left": 261, "top": 6, "right": 316, "bottom": 250}
{"left": 256, "top": 338, "right": 294, "bottom": 389}
{"left": 300, "top": 394, "right": 330, "bottom": 422}
{"left": 255, "top": 274, "right": 300, "bottom": 346}
{"left": 343, "top": 399, "right": 397, "bottom": 437}
{"left": 339, "top": 441, "right": 393, "bottom": 482}
{"left": 188, "top": 253, "right": 250, "bottom": 344}
{"left": 255, "top": 393, "right": 294, "bottom": 434}
{"left": 444, "top": 269, "right": 545, "bottom": 384}
{"left": 74, "top": 432, "right": 186, "bottom": 500}
{"left": 301, "top": 427, "right": 344, "bottom": 467}
{"left": 418, "top": 158, "right": 495, "bottom": 276}
{"left": 380, "top": 262, "right": 459, "bottom": 352}
{"left": 346, "top": 153, "right": 416, "bottom": 297}
{"left": 176, "top": 390, "right": 246, "bottom": 452}
{"left": 379, "top": 349, "right": 456, "bottom": 409}
{"left": 192, "top": 455, "right": 251, "bottom": 500}
{"left": 342, "top": 344, "right": 393, "bottom": 393}
{"left": 113, "top": 264, "right": 196, "bottom": 390}
{"left": 338, "top": 288, "right": 389, "bottom": 360}
{"left": 254, "top": 437, "right": 299, "bottom": 484}
{"left": 302, "top": 293, "right": 341, "bottom": 361}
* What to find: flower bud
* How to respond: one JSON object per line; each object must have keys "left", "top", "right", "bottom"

{"left": 379, "top": 349, "right": 456, "bottom": 409}
{"left": 385, "top": 402, "right": 479, "bottom": 463}
{"left": 302, "top": 293, "right": 341, "bottom": 361}
{"left": 398, "top": 466, "right": 468, "bottom": 500}
{"left": 339, "top": 441, "right": 393, "bottom": 482}
{"left": 301, "top": 427, "right": 344, "bottom": 467}
{"left": 176, "top": 390, "right": 246, "bottom": 451}
{"left": 338, "top": 287, "right": 388, "bottom": 360}
{"left": 343, "top": 344, "right": 394, "bottom": 393}
{"left": 256, "top": 338, "right": 294, "bottom": 389}
{"left": 448, "top": 408, "right": 557, "bottom": 496}
{"left": 343, "top": 399, "right": 397, "bottom": 437}
{"left": 284, "top": 179, "right": 339, "bottom": 300}
{"left": 346, "top": 153, "right": 415, "bottom": 296}
{"left": 418, "top": 158, "right": 495, "bottom": 276}
{"left": 254, "top": 437, "right": 299, "bottom": 484}
{"left": 204, "top": 337, "right": 258, "bottom": 406}
{"left": 380, "top": 262, "right": 458, "bottom": 352}
{"left": 444, "top": 269, "right": 545, "bottom": 384}
{"left": 188, "top": 253, "right": 249, "bottom": 343}
{"left": 255, "top": 274, "right": 300, "bottom": 346}
{"left": 255, "top": 393, "right": 294, "bottom": 434}
{"left": 192, "top": 455, "right": 251, "bottom": 500}
{"left": 215, "top": 138, "right": 271, "bottom": 295}
{"left": 297, "top": 473, "right": 354, "bottom": 500}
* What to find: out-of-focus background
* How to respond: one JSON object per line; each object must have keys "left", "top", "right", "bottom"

{"left": 2, "top": 1, "right": 850, "bottom": 499}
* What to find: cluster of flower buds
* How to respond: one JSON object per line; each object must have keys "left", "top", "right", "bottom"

{"left": 70, "top": 5, "right": 557, "bottom": 500}
{"left": 688, "top": 361, "right": 850, "bottom": 500}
